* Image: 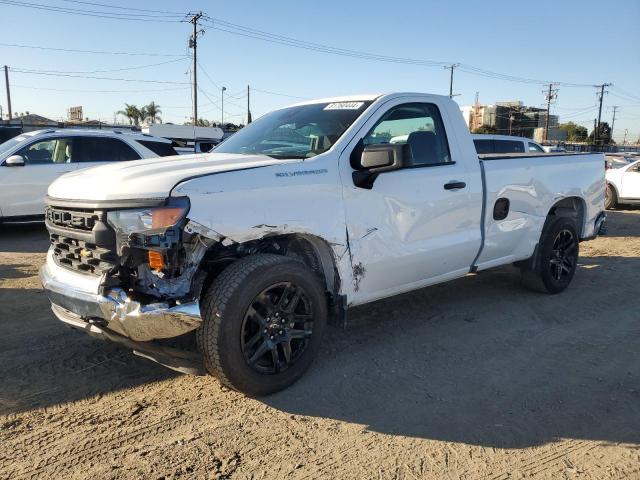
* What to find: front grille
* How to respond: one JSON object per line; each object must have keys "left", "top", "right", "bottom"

{"left": 46, "top": 206, "right": 117, "bottom": 275}
{"left": 50, "top": 234, "right": 116, "bottom": 274}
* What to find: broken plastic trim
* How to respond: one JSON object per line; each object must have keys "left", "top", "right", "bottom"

{"left": 98, "top": 288, "right": 202, "bottom": 342}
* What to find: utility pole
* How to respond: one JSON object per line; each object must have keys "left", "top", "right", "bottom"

{"left": 221, "top": 86, "right": 226, "bottom": 126}
{"left": 594, "top": 83, "right": 611, "bottom": 145}
{"left": 187, "top": 12, "right": 204, "bottom": 125}
{"left": 247, "top": 85, "right": 252, "bottom": 124}
{"left": 4, "top": 65, "right": 12, "bottom": 120}
{"left": 543, "top": 83, "right": 557, "bottom": 143}
{"left": 623, "top": 128, "right": 628, "bottom": 146}
{"left": 610, "top": 106, "right": 618, "bottom": 141}
{"left": 444, "top": 63, "right": 459, "bottom": 98}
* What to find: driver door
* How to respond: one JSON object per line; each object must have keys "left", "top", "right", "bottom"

{"left": 340, "top": 98, "right": 482, "bottom": 304}
{"left": 620, "top": 161, "right": 640, "bottom": 199}
{"left": 0, "top": 136, "right": 77, "bottom": 217}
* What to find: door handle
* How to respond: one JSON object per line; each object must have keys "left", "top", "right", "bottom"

{"left": 444, "top": 181, "right": 466, "bottom": 190}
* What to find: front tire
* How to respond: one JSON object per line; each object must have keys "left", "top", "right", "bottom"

{"left": 198, "top": 254, "right": 327, "bottom": 396}
{"left": 520, "top": 216, "right": 579, "bottom": 294}
{"left": 605, "top": 183, "right": 617, "bottom": 210}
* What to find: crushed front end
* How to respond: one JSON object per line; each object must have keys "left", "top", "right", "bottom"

{"left": 39, "top": 196, "right": 215, "bottom": 374}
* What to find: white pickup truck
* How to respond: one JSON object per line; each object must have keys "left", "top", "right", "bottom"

{"left": 40, "top": 93, "right": 606, "bottom": 395}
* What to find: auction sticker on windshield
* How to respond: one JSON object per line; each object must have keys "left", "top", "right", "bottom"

{"left": 324, "top": 102, "right": 365, "bottom": 110}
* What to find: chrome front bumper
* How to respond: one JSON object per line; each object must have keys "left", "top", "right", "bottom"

{"left": 39, "top": 250, "right": 202, "bottom": 342}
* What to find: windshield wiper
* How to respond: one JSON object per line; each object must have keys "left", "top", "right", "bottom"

{"left": 264, "top": 154, "right": 305, "bottom": 160}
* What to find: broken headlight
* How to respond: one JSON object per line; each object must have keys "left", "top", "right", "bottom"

{"left": 107, "top": 197, "right": 189, "bottom": 254}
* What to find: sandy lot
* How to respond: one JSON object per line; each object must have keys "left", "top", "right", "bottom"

{"left": 1, "top": 210, "right": 639, "bottom": 480}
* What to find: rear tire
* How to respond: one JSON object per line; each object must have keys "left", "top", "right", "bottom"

{"left": 197, "top": 254, "right": 327, "bottom": 396}
{"left": 520, "top": 216, "right": 579, "bottom": 294}
{"left": 605, "top": 183, "right": 617, "bottom": 210}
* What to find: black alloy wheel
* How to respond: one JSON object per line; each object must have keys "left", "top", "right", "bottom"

{"left": 241, "top": 282, "right": 314, "bottom": 374}
{"left": 548, "top": 229, "right": 577, "bottom": 283}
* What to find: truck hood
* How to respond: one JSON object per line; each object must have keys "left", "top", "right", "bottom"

{"left": 48, "top": 152, "right": 297, "bottom": 201}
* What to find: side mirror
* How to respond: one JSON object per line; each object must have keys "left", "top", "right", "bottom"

{"left": 352, "top": 143, "right": 405, "bottom": 189}
{"left": 4, "top": 154, "right": 25, "bottom": 167}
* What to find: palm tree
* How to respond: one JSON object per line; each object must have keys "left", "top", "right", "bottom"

{"left": 137, "top": 106, "right": 148, "bottom": 126}
{"left": 145, "top": 102, "right": 162, "bottom": 123}
{"left": 117, "top": 104, "right": 142, "bottom": 126}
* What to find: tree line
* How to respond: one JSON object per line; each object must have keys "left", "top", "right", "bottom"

{"left": 117, "top": 103, "right": 244, "bottom": 131}
{"left": 472, "top": 121, "right": 613, "bottom": 144}
{"left": 117, "top": 102, "right": 162, "bottom": 126}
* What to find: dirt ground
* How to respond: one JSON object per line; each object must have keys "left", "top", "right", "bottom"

{"left": 0, "top": 210, "right": 639, "bottom": 480}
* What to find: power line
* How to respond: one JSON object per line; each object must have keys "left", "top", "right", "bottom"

{"left": 250, "top": 87, "right": 309, "bottom": 100}
{"left": 11, "top": 58, "right": 188, "bottom": 75}
{"left": 9, "top": 68, "right": 190, "bottom": 85}
{"left": 204, "top": 17, "right": 595, "bottom": 88}
{"left": 0, "top": 0, "right": 184, "bottom": 22}
{"left": 0, "top": 42, "right": 186, "bottom": 57}
{"left": 57, "top": 0, "right": 184, "bottom": 15}
{"left": 11, "top": 83, "right": 190, "bottom": 93}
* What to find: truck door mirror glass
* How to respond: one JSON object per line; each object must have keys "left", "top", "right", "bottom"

{"left": 352, "top": 143, "right": 405, "bottom": 189}
{"left": 4, "top": 154, "right": 25, "bottom": 167}
{"left": 360, "top": 144, "right": 405, "bottom": 170}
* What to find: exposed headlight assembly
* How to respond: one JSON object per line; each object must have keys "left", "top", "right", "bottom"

{"left": 107, "top": 197, "right": 189, "bottom": 255}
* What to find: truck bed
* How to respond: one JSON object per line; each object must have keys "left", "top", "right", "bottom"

{"left": 473, "top": 152, "right": 605, "bottom": 271}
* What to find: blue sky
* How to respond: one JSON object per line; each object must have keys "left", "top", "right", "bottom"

{"left": 1, "top": 0, "right": 639, "bottom": 141}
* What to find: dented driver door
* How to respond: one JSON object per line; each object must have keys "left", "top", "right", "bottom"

{"left": 339, "top": 96, "right": 482, "bottom": 305}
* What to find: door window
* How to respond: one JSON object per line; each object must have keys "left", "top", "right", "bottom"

{"left": 16, "top": 138, "right": 74, "bottom": 164}
{"left": 473, "top": 139, "right": 494, "bottom": 154}
{"left": 74, "top": 137, "right": 140, "bottom": 162}
{"left": 494, "top": 140, "right": 525, "bottom": 153}
{"left": 363, "top": 103, "right": 451, "bottom": 166}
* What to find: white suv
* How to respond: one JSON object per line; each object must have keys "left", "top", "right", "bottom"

{"left": 0, "top": 129, "right": 177, "bottom": 221}
{"left": 472, "top": 134, "right": 545, "bottom": 154}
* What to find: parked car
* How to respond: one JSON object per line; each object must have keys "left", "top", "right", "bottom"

{"left": 543, "top": 145, "right": 567, "bottom": 153}
{"left": 40, "top": 93, "right": 606, "bottom": 396}
{"left": 605, "top": 153, "right": 637, "bottom": 170}
{"left": 0, "top": 129, "right": 177, "bottom": 221}
{"left": 142, "top": 124, "right": 223, "bottom": 154}
{"left": 472, "top": 134, "right": 545, "bottom": 154}
{"left": 605, "top": 156, "right": 640, "bottom": 208}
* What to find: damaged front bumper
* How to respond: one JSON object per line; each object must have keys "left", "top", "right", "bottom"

{"left": 40, "top": 250, "right": 202, "bottom": 343}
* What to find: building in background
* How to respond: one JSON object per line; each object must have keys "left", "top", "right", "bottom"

{"left": 461, "top": 101, "right": 565, "bottom": 142}
{"left": 67, "top": 106, "right": 84, "bottom": 122}
{"left": 7, "top": 113, "right": 58, "bottom": 132}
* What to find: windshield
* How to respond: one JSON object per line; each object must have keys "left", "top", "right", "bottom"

{"left": 0, "top": 134, "right": 33, "bottom": 158}
{"left": 606, "top": 156, "right": 637, "bottom": 169}
{"left": 214, "top": 101, "right": 372, "bottom": 159}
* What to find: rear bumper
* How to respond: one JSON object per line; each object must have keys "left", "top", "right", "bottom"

{"left": 39, "top": 250, "right": 202, "bottom": 342}
{"left": 582, "top": 211, "right": 607, "bottom": 241}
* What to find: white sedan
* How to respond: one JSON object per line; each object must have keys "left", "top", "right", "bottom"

{"left": 606, "top": 157, "right": 640, "bottom": 209}
{"left": 0, "top": 129, "right": 177, "bottom": 222}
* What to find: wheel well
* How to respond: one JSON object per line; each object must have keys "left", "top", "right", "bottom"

{"left": 198, "top": 233, "right": 341, "bottom": 300}
{"left": 547, "top": 196, "right": 586, "bottom": 235}
{"left": 606, "top": 181, "right": 619, "bottom": 197}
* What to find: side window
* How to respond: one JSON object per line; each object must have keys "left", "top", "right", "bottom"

{"left": 528, "top": 142, "right": 544, "bottom": 153}
{"left": 473, "top": 139, "right": 494, "bottom": 154}
{"left": 136, "top": 140, "right": 178, "bottom": 157}
{"left": 75, "top": 137, "right": 141, "bottom": 162}
{"left": 494, "top": 140, "right": 525, "bottom": 153}
{"left": 362, "top": 103, "right": 451, "bottom": 166}
{"left": 16, "top": 138, "right": 74, "bottom": 165}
